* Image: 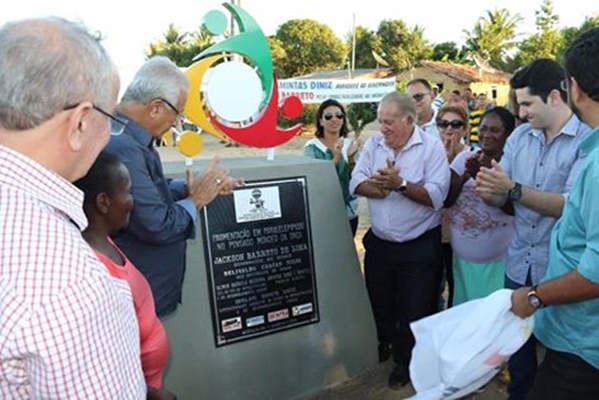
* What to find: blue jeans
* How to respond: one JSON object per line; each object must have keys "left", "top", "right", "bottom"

{"left": 505, "top": 274, "right": 537, "bottom": 400}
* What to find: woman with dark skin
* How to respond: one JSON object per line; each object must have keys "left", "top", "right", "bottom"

{"left": 444, "top": 107, "right": 516, "bottom": 306}
{"left": 74, "top": 152, "right": 176, "bottom": 400}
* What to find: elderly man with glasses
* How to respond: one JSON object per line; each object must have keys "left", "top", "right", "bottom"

{"left": 0, "top": 17, "right": 146, "bottom": 397}
{"left": 105, "top": 56, "right": 241, "bottom": 318}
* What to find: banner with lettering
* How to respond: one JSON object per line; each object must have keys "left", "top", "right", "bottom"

{"left": 278, "top": 77, "right": 397, "bottom": 104}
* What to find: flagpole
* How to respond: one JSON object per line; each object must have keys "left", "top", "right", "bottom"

{"left": 351, "top": 13, "right": 356, "bottom": 72}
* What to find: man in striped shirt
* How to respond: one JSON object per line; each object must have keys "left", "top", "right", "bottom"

{"left": 0, "top": 17, "right": 146, "bottom": 398}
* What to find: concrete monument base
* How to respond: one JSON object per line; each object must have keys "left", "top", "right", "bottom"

{"left": 162, "top": 156, "right": 377, "bottom": 399}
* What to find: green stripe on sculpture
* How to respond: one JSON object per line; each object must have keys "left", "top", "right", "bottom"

{"left": 193, "top": 2, "right": 274, "bottom": 104}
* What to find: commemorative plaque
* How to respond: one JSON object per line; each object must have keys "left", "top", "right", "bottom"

{"left": 201, "top": 177, "right": 318, "bottom": 346}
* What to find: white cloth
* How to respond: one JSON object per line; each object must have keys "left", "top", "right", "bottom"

{"left": 408, "top": 289, "right": 534, "bottom": 400}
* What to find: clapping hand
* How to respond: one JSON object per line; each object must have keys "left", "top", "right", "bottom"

{"left": 348, "top": 137, "right": 361, "bottom": 158}
{"left": 464, "top": 150, "right": 484, "bottom": 178}
{"left": 475, "top": 159, "right": 512, "bottom": 206}
{"left": 331, "top": 138, "right": 344, "bottom": 162}
{"left": 366, "top": 158, "right": 400, "bottom": 197}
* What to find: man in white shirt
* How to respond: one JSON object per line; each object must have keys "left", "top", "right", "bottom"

{"left": 350, "top": 91, "right": 450, "bottom": 390}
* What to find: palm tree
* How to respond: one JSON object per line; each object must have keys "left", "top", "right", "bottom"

{"left": 464, "top": 8, "right": 523, "bottom": 69}
{"left": 146, "top": 24, "right": 214, "bottom": 67}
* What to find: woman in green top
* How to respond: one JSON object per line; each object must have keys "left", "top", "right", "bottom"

{"left": 304, "top": 99, "right": 360, "bottom": 236}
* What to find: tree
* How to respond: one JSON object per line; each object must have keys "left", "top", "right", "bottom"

{"left": 509, "top": 0, "right": 563, "bottom": 70}
{"left": 430, "top": 42, "right": 468, "bottom": 63}
{"left": 346, "top": 103, "right": 377, "bottom": 136}
{"left": 268, "top": 36, "right": 287, "bottom": 78}
{"left": 560, "top": 14, "right": 599, "bottom": 58}
{"left": 464, "top": 8, "right": 523, "bottom": 70}
{"left": 275, "top": 19, "right": 347, "bottom": 78}
{"left": 371, "top": 20, "right": 432, "bottom": 70}
{"left": 146, "top": 24, "right": 214, "bottom": 67}
{"left": 345, "top": 26, "right": 377, "bottom": 69}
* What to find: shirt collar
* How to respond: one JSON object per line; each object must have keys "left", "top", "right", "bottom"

{"left": 579, "top": 126, "right": 599, "bottom": 156}
{"left": 375, "top": 125, "right": 425, "bottom": 151}
{"left": 529, "top": 114, "right": 585, "bottom": 140}
{"left": 115, "top": 112, "right": 155, "bottom": 148}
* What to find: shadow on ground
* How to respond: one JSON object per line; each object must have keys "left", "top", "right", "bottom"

{"left": 299, "top": 359, "right": 508, "bottom": 400}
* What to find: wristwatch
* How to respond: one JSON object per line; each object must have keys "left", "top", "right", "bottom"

{"left": 395, "top": 179, "right": 408, "bottom": 193}
{"left": 527, "top": 285, "right": 545, "bottom": 309}
{"left": 508, "top": 182, "right": 522, "bottom": 202}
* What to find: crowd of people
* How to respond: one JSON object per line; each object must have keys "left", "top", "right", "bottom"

{"left": 348, "top": 49, "right": 599, "bottom": 398}
{"left": 1, "top": 13, "right": 599, "bottom": 400}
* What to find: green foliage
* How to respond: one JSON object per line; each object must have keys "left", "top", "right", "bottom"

{"left": 463, "top": 8, "right": 523, "bottom": 70}
{"left": 146, "top": 24, "right": 214, "bottom": 67}
{"left": 275, "top": 19, "right": 347, "bottom": 78}
{"left": 346, "top": 103, "right": 377, "bottom": 135}
{"left": 508, "top": 0, "right": 563, "bottom": 71}
{"left": 148, "top": 6, "right": 597, "bottom": 91}
{"left": 560, "top": 15, "right": 599, "bottom": 59}
{"left": 267, "top": 36, "right": 287, "bottom": 77}
{"left": 278, "top": 103, "right": 318, "bottom": 133}
{"left": 372, "top": 20, "right": 431, "bottom": 70}
{"left": 431, "top": 42, "right": 469, "bottom": 62}
{"left": 347, "top": 26, "right": 377, "bottom": 69}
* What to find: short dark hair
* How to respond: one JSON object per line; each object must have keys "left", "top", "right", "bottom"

{"left": 564, "top": 28, "right": 599, "bottom": 102}
{"left": 407, "top": 78, "right": 432, "bottom": 91}
{"left": 510, "top": 58, "right": 567, "bottom": 103}
{"left": 74, "top": 151, "right": 124, "bottom": 207}
{"left": 314, "top": 99, "right": 349, "bottom": 138}
{"left": 481, "top": 107, "right": 516, "bottom": 138}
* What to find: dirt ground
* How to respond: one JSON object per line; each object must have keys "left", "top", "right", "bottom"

{"left": 157, "top": 128, "right": 509, "bottom": 399}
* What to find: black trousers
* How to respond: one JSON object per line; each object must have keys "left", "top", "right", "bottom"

{"left": 528, "top": 348, "right": 599, "bottom": 400}
{"left": 363, "top": 227, "right": 443, "bottom": 372}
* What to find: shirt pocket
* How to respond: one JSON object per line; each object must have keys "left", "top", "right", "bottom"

{"left": 400, "top": 159, "right": 426, "bottom": 185}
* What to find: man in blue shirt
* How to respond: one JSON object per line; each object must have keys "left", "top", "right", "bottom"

{"left": 106, "top": 56, "right": 239, "bottom": 317}
{"left": 509, "top": 28, "right": 599, "bottom": 399}
{"left": 475, "top": 58, "right": 591, "bottom": 400}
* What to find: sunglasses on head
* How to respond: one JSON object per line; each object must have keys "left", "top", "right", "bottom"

{"left": 412, "top": 92, "right": 429, "bottom": 102}
{"left": 438, "top": 120, "right": 465, "bottom": 129}
{"left": 324, "top": 113, "right": 344, "bottom": 121}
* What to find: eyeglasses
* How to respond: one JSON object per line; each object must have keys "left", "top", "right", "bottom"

{"left": 63, "top": 103, "right": 127, "bottom": 135}
{"left": 437, "top": 120, "right": 465, "bottom": 130}
{"left": 560, "top": 79, "right": 569, "bottom": 92}
{"left": 158, "top": 97, "right": 183, "bottom": 120}
{"left": 323, "top": 113, "right": 344, "bottom": 121}
{"left": 412, "top": 92, "right": 429, "bottom": 102}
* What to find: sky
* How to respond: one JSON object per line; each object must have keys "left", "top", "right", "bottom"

{"left": 1, "top": 0, "right": 596, "bottom": 89}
